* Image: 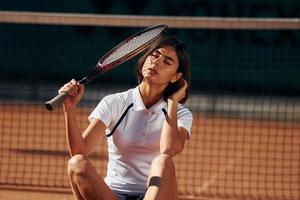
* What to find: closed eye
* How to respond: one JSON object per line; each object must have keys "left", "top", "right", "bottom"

{"left": 164, "top": 58, "right": 172, "bottom": 65}
{"left": 150, "top": 50, "right": 160, "bottom": 58}
{"left": 151, "top": 50, "right": 173, "bottom": 65}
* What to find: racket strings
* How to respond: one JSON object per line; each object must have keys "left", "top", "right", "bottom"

{"left": 101, "top": 27, "right": 165, "bottom": 65}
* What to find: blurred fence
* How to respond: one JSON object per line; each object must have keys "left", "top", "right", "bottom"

{"left": 0, "top": 11, "right": 300, "bottom": 200}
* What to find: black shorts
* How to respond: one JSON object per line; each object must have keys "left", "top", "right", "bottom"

{"left": 113, "top": 190, "right": 145, "bottom": 200}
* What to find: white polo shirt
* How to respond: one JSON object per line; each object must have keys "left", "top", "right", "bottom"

{"left": 88, "top": 86, "right": 193, "bottom": 194}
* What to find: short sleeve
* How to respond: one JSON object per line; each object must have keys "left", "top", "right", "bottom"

{"left": 88, "top": 94, "right": 119, "bottom": 127}
{"left": 177, "top": 105, "right": 193, "bottom": 137}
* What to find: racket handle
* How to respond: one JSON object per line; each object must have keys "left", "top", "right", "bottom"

{"left": 45, "top": 92, "right": 69, "bottom": 111}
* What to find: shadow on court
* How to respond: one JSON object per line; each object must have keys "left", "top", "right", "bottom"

{"left": 0, "top": 104, "right": 299, "bottom": 200}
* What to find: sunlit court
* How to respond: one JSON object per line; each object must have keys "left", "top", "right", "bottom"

{"left": 0, "top": 1, "right": 300, "bottom": 200}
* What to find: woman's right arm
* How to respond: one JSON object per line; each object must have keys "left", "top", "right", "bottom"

{"left": 61, "top": 79, "right": 106, "bottom": 157}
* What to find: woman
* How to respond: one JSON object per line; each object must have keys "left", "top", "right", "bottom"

{"left": 60, "top": 35, "right": 193, "bottom": 200}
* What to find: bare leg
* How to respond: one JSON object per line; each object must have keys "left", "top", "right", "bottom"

{"left": 144, "top": 154, "right": 178, "bottom": 200}
{"left": 67, "top": 154, "right": 118, "bottom": 200}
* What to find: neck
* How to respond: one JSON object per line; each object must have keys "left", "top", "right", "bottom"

{"left": 139, "top": 81, "right": 166, "bottom": 109}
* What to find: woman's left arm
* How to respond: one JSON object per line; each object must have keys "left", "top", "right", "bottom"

{"left": 160, "top": 79, "right": 190, "bottom": 157}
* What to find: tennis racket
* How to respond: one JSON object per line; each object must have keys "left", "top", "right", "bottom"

{"left": 45, "top": 24, "right": 167, "bottom": 111}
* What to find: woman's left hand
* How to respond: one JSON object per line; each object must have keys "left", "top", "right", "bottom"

{"left": 169, "top": 78, "right": 188, "bottom": 103}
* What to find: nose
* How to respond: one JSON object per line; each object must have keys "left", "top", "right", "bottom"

{"left": 151, "top": 55, "right": 162, "bottom": 67}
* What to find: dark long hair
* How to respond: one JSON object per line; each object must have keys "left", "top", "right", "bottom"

{"left": 136, "top": 35, "right": 190, "bottom": 104}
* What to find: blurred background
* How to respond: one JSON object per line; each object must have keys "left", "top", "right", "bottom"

{"left": 0, "top": 1, "right": 299, "bottom": 200}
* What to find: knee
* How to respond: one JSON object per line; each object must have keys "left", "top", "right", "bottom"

{"left": 67, "top": 154, "right": 89, "bottom": 176}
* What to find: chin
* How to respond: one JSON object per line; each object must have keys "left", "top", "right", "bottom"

{"left": 144, "top": 78, "right": 167, "bottom": 87}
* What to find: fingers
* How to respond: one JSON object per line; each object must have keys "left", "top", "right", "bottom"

{"left": 180, "top": 78, "right": 188, "bottom": 97}
{"left": 177, "top": 78, "right": 188, "bottom": 91}
{"left": 59, "top": 79, "right": 84, "bottom": 97}
{"left": 182, "top": 78, "right": 188, "bottom": 88}
{"left": 168, "top": 78, "right": 188, "bottom": 103}
{"left": 67, "top": 79, "right": 78, "bottom": 97}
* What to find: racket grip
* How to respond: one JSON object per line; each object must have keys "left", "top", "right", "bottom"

{"left": 45, "top": 92, "right": 69, "bottom": 111}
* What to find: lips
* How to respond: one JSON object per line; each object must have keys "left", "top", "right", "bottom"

{"left": 148, "top": 68, "right": 158, "bottom": 75}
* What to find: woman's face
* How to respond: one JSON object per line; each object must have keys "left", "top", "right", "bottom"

{"left": 142, "top": 46, "right": 180, "bottom": 86}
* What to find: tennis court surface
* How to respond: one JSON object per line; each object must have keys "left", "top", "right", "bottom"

{"left": 1, "top": 7, "right": 300, "bottom": 200}
{"left": 1, "top": 100, "right": 299, "bottom": 200}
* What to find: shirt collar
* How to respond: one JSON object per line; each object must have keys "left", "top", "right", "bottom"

{"left": 132, "top": 86, "right": 167, "bottom": 114}
{"left": 132, "top": 86, "right": 146, "bottom": 111}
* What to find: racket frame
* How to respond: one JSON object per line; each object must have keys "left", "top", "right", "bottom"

{"left": 45, "top": 24, "right": 167, "bottom": 111}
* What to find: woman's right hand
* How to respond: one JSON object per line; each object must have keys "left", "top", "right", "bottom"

{"left": 58, "top": 79, "right": 84, "bottom": 109}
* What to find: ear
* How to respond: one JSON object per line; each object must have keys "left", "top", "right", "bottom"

{"left": 170, "top": 72, "right": 183, "bottom": 83}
